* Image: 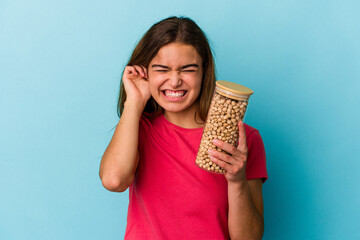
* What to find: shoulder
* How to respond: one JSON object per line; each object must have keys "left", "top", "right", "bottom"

{"left": 243, "top": 123, "right": 268, "bottom": 183}
{"left": 138, "top": 112, "right": 161, "bottom": 147}
{"left": 243, "top": 123, "right": 265, "bottom": 150}
{"left": 139, "top": 112, "right": 163, "bottom": 131}
{"left": 244, "top": 123, "right": 260, "bottom": 139}
{"left": 140, "top": 112, "right": 158, "bottom": 123}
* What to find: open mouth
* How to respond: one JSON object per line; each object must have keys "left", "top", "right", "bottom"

{"left": 162, "top": 90, "right": 187, "bottom": 98}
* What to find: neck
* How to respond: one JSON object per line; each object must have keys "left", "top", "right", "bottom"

{"left": 164, "top": 105, "right": 205, "bottom": 129}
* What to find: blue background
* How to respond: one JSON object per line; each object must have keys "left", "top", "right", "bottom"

{"left": 1, "top": 0, "right": 359, "bottom": 239}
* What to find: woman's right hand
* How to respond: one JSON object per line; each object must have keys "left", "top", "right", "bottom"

{"left": 122, "top": 65, "right": 151, "bottom": 108}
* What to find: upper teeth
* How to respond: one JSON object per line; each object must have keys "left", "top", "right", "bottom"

{"left": 164, "top": 90, "right": 186, "bottom": 98}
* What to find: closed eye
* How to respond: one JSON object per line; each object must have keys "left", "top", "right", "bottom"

{"left": 181, "top": 69, "right": 197, "bottom": 73}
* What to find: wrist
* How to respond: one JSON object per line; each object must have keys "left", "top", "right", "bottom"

{"left": 228, "top": 178, "right": 249, "bottom": 193}
{"left": 124, "top": 100, "right": 146, "bottom": 117}
{"left": 124, "top": 99, "right": 146, "bottom": 111}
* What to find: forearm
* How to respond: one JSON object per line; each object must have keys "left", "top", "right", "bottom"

{"left": 228, "top": 180, "right": 264, "bottom": 240}
{"left": 99, "top": 101, "right": 143, "bottom": 192}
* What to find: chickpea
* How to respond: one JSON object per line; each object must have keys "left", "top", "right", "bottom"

{"left": 195, "top": 91, "right": 250, "bottom": 174}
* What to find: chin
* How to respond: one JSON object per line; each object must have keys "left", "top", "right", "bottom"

{"left": 161, "top": 105, "right": 188, "bottom": 113}
{"left": 161, "top": 101, "right": 198, "bottom": 114}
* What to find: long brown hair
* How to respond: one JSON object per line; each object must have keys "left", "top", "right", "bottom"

{"left": 117, "top": 16, "right": 216, "bottom": 122}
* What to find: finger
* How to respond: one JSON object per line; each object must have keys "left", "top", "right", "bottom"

{"left": 212, "top": 139, "right": 241, "bottom": 158}
{"left": 209, "top": 155, "right": 230, "bottom": 172}
{"left": 125, "top": 66, "right": 139, "bottom": 76}
{"left": 208, "top": 149, "right": 236, "bottom": 165}
{"left": 140, "top": 65, "right": 148, "bottom": 79}
{"left": 134, "top": 65, "right": 145, "bottom": 78}
{"left": 237, "top": 120, "right": 248, "bottom": 154}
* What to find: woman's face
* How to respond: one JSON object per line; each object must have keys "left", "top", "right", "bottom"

{"left": 147, "top": 42, "right": 203, "bottom": 115}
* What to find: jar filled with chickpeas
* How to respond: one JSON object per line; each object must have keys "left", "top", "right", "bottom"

{"left": 195, "top": 80, "right": 254, "bottom": 174}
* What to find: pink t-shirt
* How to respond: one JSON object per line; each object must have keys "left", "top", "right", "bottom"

{"left": 124, "top": 113, "right": 268, "bottom": 239}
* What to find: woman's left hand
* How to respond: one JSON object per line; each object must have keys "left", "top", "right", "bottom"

{"left": 207, "top": 120, "right": 248, "bottom": 183}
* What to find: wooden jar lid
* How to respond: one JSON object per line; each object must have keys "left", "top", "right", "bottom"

{"left": 215, "top": 80, "right": 254, "bottom": 101}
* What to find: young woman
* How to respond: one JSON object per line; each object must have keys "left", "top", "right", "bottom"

{"left": 99, "top": 16, "right": 268, "bottom": 240}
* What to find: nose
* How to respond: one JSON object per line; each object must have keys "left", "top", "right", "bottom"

{"left": 168, "top": 70, "right": 182, "bottom": 88}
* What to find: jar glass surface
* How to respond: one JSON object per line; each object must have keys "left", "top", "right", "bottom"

{"left": 195, "top": 81, "right": 253, "bottom": 174}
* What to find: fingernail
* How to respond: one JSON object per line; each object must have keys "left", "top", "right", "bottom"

{"left": 213, "top": 139, "right": 219, "bottom": 144}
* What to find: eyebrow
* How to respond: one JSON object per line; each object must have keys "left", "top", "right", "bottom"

{"left": 151, "top": 64, "right": 199, "bottom": 70}
{"left": 181, "top": 64, "right": 199, "bottom": 70}
{"left": 151, "top": 64, "right": 170, "bottom": 69}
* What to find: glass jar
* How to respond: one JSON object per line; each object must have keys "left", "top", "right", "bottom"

{"left": 195, "top": 80, "right": 254, "bottom": 174}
